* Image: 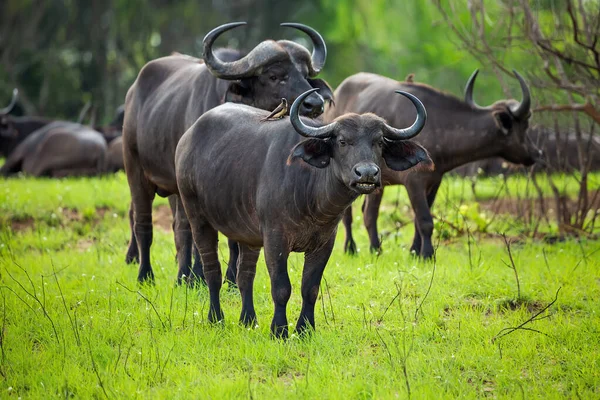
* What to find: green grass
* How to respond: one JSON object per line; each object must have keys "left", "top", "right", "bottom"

{"left": 0, "top": 172, "right": 599, "bottom": 398}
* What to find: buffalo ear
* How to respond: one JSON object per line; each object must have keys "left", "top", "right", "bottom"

{"left": 287, "top": 138, "right": 332, "bottom": 168}
{"left": 383, "top": 140, "right": 434, "bottom": 171}
{"left": 224, "top": 80, "right": 251, "bottom": 103}
{"left": 493, "top": 110, "right": 513, "bottom": 135}
{"left": 308, "top": 78, "right": 335, "bottom": 106}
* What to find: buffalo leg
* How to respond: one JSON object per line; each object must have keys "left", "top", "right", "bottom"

{"left": 236, "top": 243, "right": 260, "bottom": 327}
{"left": 128, "top": 179, "right": 156, "bottom": 282}
{"left": 407, "top": 184, "right": 435, "bottom": 259}
{"left": 125, "top": 203, "right": 139, "bottom": 264}
{"left": 171, "top": 196, "right": 205, "bottom": 285}
{"left": 190, "top": 221, "right": 223, "bottom": 323}
{"left": 342, "top": 206, "right": 357, "bottom": 254}
{"left": 363, "top": 188, "right": 384, "bottom": 252}
{"left": 225, "top": 239, "right": 239, "bottom": 287}
{"left": 409, "top": 180, "right": 441, "bottom": 257}
{"left": 263, "top": 232, "right": 291, "bottom": 339}
{"left": 296, "top": 235, "right": 335, "bottom": 336}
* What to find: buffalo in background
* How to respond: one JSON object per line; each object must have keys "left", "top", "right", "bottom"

{"left": 1, "top": 90, "right": 52, "bottom": 158}
{"left": 453, "top": 126, "right": 600, "bottom": 177}
{"left": 326, "top": 70, "right": 539, "bottom": 259}
{"left": 1, "top": 91, "right": 126, "bottom": 177}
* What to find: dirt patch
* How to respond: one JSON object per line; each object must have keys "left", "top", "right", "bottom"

{"left": 10, "top": 217, "right": 35, "bottom": 232}
{"left": 478, "top": 190, "right": 600, "bottom": 218}
{"left": 496, "top": 298, "right": 547, "bottom": 314}
{"left": 75, "top": 238, "right": 95, "bottom": 252}
{"left": 153, "top": 204, "right": 173, "bottom": 233}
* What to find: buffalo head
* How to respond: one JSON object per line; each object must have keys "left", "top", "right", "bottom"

{"left": 0, "top": 89, "right": 18, "bottom": 139}
{"left": 289, "top": 89, "right": 432, "bottom": 194}
{"left": 203, "top": 22, "right": 333, "bottom": 118}
{"left": 465, "top": 70, "right": 539, "bottom": 166}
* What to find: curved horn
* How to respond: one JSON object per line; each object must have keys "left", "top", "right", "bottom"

{"left": 464, "top": 69, "right": 489, "bottom": 110}
{"left": 509, "top": 70, "right": 531, "bottom": 119}
{"left": 0, "top": 88, "right": 18, "bottom": 115}
{"left": 202, "top": 22, "right": 257, "bottom": 79}
{"left": 290, "top": 89, "right": 336, "bottom": 138}
{"left": 382, "top": 91, "right": 427, "bottom": 140}
{"left": 280, "top": 22, "right": 327, "bottom": 76}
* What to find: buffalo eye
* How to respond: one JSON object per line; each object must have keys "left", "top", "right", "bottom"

{"left": 338, "top": 138, "right": 347, "bottom": 146}
{"left": 269, "top": 75, "right": 278, "bottom": 81}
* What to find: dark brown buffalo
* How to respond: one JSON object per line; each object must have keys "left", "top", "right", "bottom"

{"left": 0, "top": 121, "right": 107, "bottom": 177}
{"left": 123, "top": 22, "right": 334, "bottom": 283}
{"left": 0, "top": 89, "right": 51, "bottom": 157}
{"left": 326, "top": 70, "right": 539, "bottom": 259}
{"left": 175, "top": 89, "right": 430, "bottom": 337}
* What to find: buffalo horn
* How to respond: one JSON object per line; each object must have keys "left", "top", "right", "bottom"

{"left": 381, "top": 91, "right": 427, "bottom": 140}
{"left": 464, "top": 69, "right": 487, "bottom": 110}
{"left": 509, "top": 70, "right": 531, "bottom": 119}
{"left": 0, "top": 88, "right": 18, "bottom": 115}
{"left": 290, "top": 89, "right": 336, "bottom": 138}
{"left": 280, "top": 22, "right": 327, "bottom": 76}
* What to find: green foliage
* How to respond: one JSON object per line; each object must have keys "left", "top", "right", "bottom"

{"left": 1, "top": 0, "right": 559, "bottom": 122}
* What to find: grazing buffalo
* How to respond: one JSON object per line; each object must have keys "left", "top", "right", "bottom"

{"left": 0, "top": 121, "right": 107, "bottom": 177}
{"left": 123, "top": 22, "right": 334, "bottom": 284}
{"left": 1, "top": 89, "right": 51, "bottom": 157}
{"left": 326, "top": 70, "right": 539, "bottom": 258}
{"left": 175, "top": 89, "right": 431, "bottom": 337}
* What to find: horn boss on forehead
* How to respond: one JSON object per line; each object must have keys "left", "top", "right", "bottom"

{"left": 202, "top": 22, "right": 328, "bottom": 80}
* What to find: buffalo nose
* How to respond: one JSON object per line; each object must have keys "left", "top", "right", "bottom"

{"left": 354, "top": 164, "right": 380, "bottom": 180}
{"left": 300, "top": 93, "right": 325, "bottom": 117}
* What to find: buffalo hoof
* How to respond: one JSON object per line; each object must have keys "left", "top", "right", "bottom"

{"left": 344, "top": 239, "right": 357, "bottom": 255}
{"left": 239, "top": 312, "right": 257, "bottom": 328}
{"left": 295, "top": 320, "right": 315, "bottom": 337}
{"left": 224, "top": 268, "right": 237, "bottom": 289}
{"left": 208, "top": 308, "right": 224, "bottom": 324}
{"left": 137, "top": 270, "right": 155, "bottom": 285}
{"left": 369, "top": 245, "right": 382, "bottom": 255}
{"left": 270, "top": 323, "right": 289, "bottom": 340}
{"left": 125, "top": 250, "right": 139, "bottom": 265}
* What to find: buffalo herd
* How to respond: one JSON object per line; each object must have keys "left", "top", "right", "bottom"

{"left": 4, "top": 22, "right": 593, "bottom": 337}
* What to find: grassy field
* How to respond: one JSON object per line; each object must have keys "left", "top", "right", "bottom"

{"left": 0, "top": 172, "right": 599, "bottom": 399}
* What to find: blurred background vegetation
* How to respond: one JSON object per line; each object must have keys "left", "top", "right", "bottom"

{"left": 2, "top": 0, "right": 597, "bottom": 124}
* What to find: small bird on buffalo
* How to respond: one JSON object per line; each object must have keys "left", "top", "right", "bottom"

{"left": 405, "top": 73, "right": 415, "bottom": 83}
{"left": 261, "top": 98, "right": 288, "bottom": 121}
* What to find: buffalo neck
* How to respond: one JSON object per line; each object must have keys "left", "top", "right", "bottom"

{"left": 286, "top": 164, "right": 359, "bottom": 227}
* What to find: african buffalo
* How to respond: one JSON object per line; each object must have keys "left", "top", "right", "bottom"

{"left": 123, "top": 22, "right": 334, "bottom": 284}
{"left": 326, "top": 70, "right": 539, "bottom": 258}
{"left": 175, "top": 88, "right": 430, "bottom": 337}
{"left": 0, "top": 121, "right": 107, "bottom": 177}
{"left": 453, "top": 126, "right": 600, "bottom": 176}
{"left": 1, "top": 89, "right": 51, "bottom": 157}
